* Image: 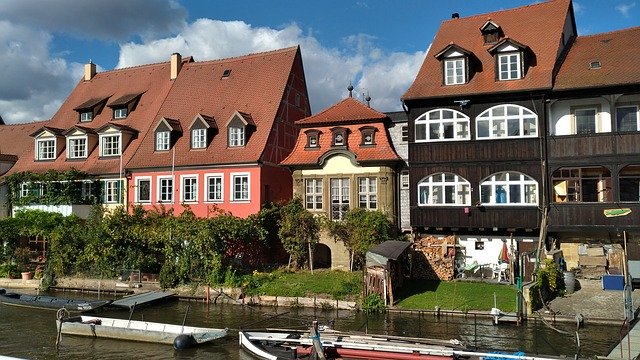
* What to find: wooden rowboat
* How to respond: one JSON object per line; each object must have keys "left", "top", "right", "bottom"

{"left": 56, "top": 314, "right": 227, "bottom": 349}
{"left": 0, "top": 289, "right": 110, "bottom": 313}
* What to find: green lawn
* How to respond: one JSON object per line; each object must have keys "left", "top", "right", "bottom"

{"left": 247, "top": 269, "right": 363, "bottom": 300}
{"left": 394, "top": 279, "right": 518, "bottom": 312}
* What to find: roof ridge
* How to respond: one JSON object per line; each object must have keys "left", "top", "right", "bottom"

{"left": 442, "top": 0, "right": 567, "bottom": 24}
{"left": 187, "top": 45, "right": 299, "bottom": 67}
{"left": 1, "top": 119, "right": 50, "bottom": 127}
{"left": 577, "top": 26, "right": 640, "bottom": 38}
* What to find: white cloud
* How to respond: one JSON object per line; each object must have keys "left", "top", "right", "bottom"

{"left": 0, "top": 20, "right": 80, "bottom": 123}
{"left": 615, "top": 2, "right": 636, "bottom": 18}
{"left": 117, "top": 19, "right": 423, "bottom": 113}
{"left": 0, "top": 0, "right": 187, "bottom": 41}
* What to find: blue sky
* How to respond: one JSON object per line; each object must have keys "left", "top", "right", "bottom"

{"left": 0, "top": 0, "right": 638, "bottom": 124}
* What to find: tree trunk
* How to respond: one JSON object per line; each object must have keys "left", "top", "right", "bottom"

{"left": 308, "top": 241, "right": 314, "bottom": 274}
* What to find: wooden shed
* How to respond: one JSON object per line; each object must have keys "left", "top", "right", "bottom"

{"left": 364, "top": 240, "right": 412, "bottom": 305}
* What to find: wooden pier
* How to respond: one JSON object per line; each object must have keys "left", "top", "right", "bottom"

{"left": 109, "top": 290, "right": 176, "bottom": 310}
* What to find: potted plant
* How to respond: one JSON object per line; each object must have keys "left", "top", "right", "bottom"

{"left": 14, "top": 247, "right": 32, "bottom": 280}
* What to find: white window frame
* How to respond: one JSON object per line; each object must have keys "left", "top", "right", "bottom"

{"left": 100, "top": 134, "right": 121, "bottom": 157}
{"left": 479, "top": 172, "right": 538, "bottom": 206}
{"left": 156, "top": 131, "right": 170, "bottom": 151}
{"left": 401, "top": 126, "right": 409, "bottom": 142}
{"left": 229, "top": 126, "right": 245, "bottom": 147}
{"left": 444, "top": 58, "right": 465, "bottom": 85}
{"left": 135, "top": 176, "right": 151, "bottom": 204}
{"left": 476, "top": 104, "right": 538, "bottom": 140}
{"left": 498, "top": 53, "right": 521, "bottom": 80}
{"left": 205, "top": 174, "right": 224, "bottom": 202}
{"left": 103, "top": 179, "right": 121, "bottom": 204}
{"left": 157, "top": 176, "right": 174, "bottom": 203}
{"left": 181, "top": 174, "right": 198, "bottom": 203}
{"left": 330, "top": 178, "right": 350, "bottom": 220}
{"left": 574, "top": 107, "right": 598, "bottom": 135}
{"left": 617, "top": 105, "right": 639, "bottom": 132}
{"left": 80, "top": 111, "right": 93, "bottom": 122}
{"left": 191, "top": 128, "right": 207, "bottom": 149}
{"left": 231, "top": 172, "right": 250, "bottom": 202}
{"left": 305, "top": 178, "right": 323, "bottom": 211}
{"left": 400, "top": 171, "right": 410, "bottom": 189}
{"left": 358, "top": 177, "right": 377, "bottom": 210}
{"left": 417, "top": 173, "right": 471, "bottom": 206}
{"left": 36, "top": 138, "right": 56, "bottom": 160}
{"left": 20, "top": 183, "right": 29, "bottom": 197}
{"left": 414, "top": 109, "right": 470, "bottom": 142}
{"left": 81, "top": 181, "right": 93, "bottom": 201}
{"left": 67, "top": 136, "right": 88, "bottom": 159}
{"left": 113, "top": 107, "right": 128, "bottom": 119}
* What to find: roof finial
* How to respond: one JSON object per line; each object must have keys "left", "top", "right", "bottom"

{"left": 365, "top": 92, "right": 371, "bottom": 107}
{"left": 348, "top": 82, "right": 354, "bottom": 97}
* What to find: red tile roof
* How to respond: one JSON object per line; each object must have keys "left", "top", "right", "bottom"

{"left": 554, "top": 27, "right": 640, "bottom": 90}
{"left": 403, "top": 0, "right": 573, "bottom": 100}
{"left": 127, "top": 46, "right": 302, "bottom": 169}
{"left": 0, "top": 121, "right": 48, "bottom": 178}
{"left": 6, "top": 59, "right": 176, "bottom": 177}
{"left": 281, "top": 97, "right": 400, "bottom": 166}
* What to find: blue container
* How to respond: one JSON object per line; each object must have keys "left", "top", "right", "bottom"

{"left": 602, "top": 274, "right": 624, "bottom": 291}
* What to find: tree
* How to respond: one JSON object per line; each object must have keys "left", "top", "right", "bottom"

{"left": 327, "top": 208, "right": 395, "bottom": 270}
{"left": 278, "top": 197, "right": 320, "bottom": 271}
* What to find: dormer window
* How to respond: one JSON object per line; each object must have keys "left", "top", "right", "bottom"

{"left": 80, "top": 111, "right": 93, "bottom": 122}
{"left": 189, "top": 113, "right": 216, "bottom": 150}
{"left": 113, "top": 107, "right": 128, "bottom": 119}
{"left": 67, "top": 136, "right": 87, "bottom": 158}
{"left": 108, "top": 93, "right": 142, "bottom": 120}
{"left": 331, "top": 127, "right": 348, "bottom": 147}
{"left": 100, "top": 134, "right": 121, "bottom": 156}
{"left": 434, "top": 44, "right": 473, "bottom": 86}
{"left": 226, "top": 111, "right": 255, "bottom": 148}
{"left": 480, "top": 20, "right": 502, "bottom": 45}
{"left": 153, "top": 117, "right": 182, "bottom": 152}
{"left": 36, "top": 139, "right": 55, "bottom": 160}
{"left": 360, "top": 126, "right": 376, "bottom": 146}
{"left": 192, "top": 128, "right": 206, "bottom": 148}
{"left": 498, "top": 53, "right": 521, "bottom": 80}
{"left": 488, "top": 38, "right": 528, "bottom": 81}
{"left": 31, "top": 126, "right": 64, "bottom": 161}
{"left": 156, "top": 131, "right": 170, "bottom": 151}
{"left": 305, "top": 130, "right": 320, "bottom": 149}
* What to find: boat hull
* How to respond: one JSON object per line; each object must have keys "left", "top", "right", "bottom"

{"left": 0, "top": 292, "right": 110, "bottom": 312}
{"left": 57, "top": 316, "right": 227, "bottom": 346}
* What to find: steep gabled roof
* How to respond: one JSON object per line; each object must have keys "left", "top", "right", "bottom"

{"left": 403, "top": 0, "right": 574, "bottom": 100}
{"left": 0, "top": 121, "right": 49, "bottom": 178}
{"left": 554, "top": 27, "right": 640, "bottom": 90}
{"left": 127, "top": 46, "right": 302, "bottom": 169}
{"left": 281, "top": 97, "right": 400, "bottom": 166}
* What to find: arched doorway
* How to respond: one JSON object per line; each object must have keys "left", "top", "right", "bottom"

{"left": 313, "top": 243, "right": 331, "bottom": 269}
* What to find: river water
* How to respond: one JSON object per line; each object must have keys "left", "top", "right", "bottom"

{"left": 0, "top": 289, "right": 622, "bottom": 359}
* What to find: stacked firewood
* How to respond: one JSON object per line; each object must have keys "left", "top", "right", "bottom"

{"left": 412, "top": 235, "right": 456, "bottom": 280}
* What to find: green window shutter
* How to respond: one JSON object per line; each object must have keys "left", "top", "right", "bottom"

{"left": 100, "top": 180, "right": 107, "bottom": 204}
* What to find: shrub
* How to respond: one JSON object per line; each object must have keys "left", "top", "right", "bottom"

{"left": 361, "top": 293, "right": 386, "bottom": 313}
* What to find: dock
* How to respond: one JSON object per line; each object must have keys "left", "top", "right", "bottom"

{"left": 109, "top": 290, "right": 176, "bottom": 310}
{"left": 607, "top": 320, "right": 640, "bottom": 359}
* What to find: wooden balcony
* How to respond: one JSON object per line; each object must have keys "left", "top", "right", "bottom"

{"left": 548, "top": 132, "right": 640, "bottom": 163}
{"left": 410, "top": 205, "right": 541, "bottom": 230}
{"left": 410, "top": 138, "right": 541, "bottom": 165}
{"left": 547, "top": 202, "right": 640, "bottom": 232}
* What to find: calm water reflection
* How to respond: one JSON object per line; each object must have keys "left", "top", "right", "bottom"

{"left": 0, "top": 289, "right": 621, "bottom": 359}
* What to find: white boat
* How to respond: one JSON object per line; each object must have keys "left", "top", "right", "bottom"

{"left": 57, "top": 314, "right": 227, "bottom": 349}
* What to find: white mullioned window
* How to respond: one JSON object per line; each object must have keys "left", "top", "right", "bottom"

{"left": 67, "top": 137, "right": 87, "bottom": 159}
{"left": 444, "top": 58, "right": 465, "bottom": 85}
{"left": 100, "top": 134, "right": 121, "bottom": 156}
{"left": 113, "top": 108, "right": 128, "bottom": 119}
{"left": 158, "top": 176, "right": 174, "bottom": 203}
{"left": 136, "top": 177, "right": 151, "bottom": 203}
{"left": 36, "top": 139, "right": 56, "bottom": 160}
{"left": 305, "top": 178, "right": 323, "bottom": 211}
{"left": 156, "top": 131, "right": 170, "bottom": 151}
{"left": 231, "top": 173, "right": 250, "bottom": 201}
{"left": 415, "top": 109, "right": 469, "bottom": 142}
{"left": 400, "top": 171, "right": 410, "bottom": 189}
{"left": 80, "top": 111, "right": 93, "bottom": 122}
{"left": 480, "top": 171, "right": 538, "bottom": 206}
{"left": 358, "top": 177, "right": 377, "bottom": 210}
{"left": 229, "top": 126, "right": 245, "bottom": 147}
{"left": 192, "top": 128, "right": 207, "bottom": 149}
{"left": 205, "top": 174, "right": 223, "bottom": 202}
{"left": 102, "top": 179, "right": 121, "bottom": 204}
{"left": 574, "top": 107, "right": 597, "bottom": 135}
{"left": 181, "top": 175, "right": 198, "bottom": 203}
{"left": 476, "top": 104, "right": 538, "bottom": 139}
{"left": 330, "top": 178, "right": 350, "bottom": 220}
{"left": 498, "top": 53, "right": 521, "bottom": 80}
{"left": 417, "top": 173, "right": 471, "bottom": 206}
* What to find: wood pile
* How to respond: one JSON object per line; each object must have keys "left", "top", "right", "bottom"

{"left": 412, "top": 235, "right": 455, "bottom": 281}
{"left": 578, "top": 246, "right": 606, "bottom": 279}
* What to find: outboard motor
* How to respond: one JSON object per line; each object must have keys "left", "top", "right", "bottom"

{"left": 173, "top": 334, "right": 197, "bottom": 350}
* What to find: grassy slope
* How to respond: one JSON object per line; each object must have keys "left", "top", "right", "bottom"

{"left": 245, "top": 270, "right": 518, "bottom": 312}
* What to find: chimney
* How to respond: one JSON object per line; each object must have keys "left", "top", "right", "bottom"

{"left": 451, "top": 13, "right": 459, "bottom": 19}
{"left": 170, "top": 52, "right": 182, "bottom": 80}
{"left": 84, "top": 62, "right": 96, "bottom": 81}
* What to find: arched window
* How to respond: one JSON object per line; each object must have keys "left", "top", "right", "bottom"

{"left": 476, "top": 104, "right": 537, "bottom": 139}
{"left": 418, "top": 173, "right": 471, "bottom": 206}
{"left": 415, "top": 109, "right": 469, "bottom": 142}
{"left": 480, "top": 172, "right": 538, "bottom": 205}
